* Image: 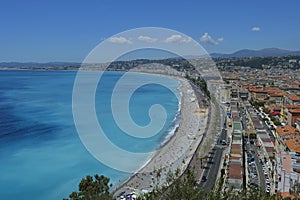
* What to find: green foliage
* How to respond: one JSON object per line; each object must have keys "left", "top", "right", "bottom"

{"left": 67, "top": 171, "right": 299, "bottom": 200}
{"left": 263, "top": 107, "right": 269, "bottom": 114}
{"left": 290, "top": 182, "right": 300, "bottom": 197}
{"left": 64, "top": 174, "right": 112, "bottom": 200}
{"left": 252, "top": 101, "right": 264, "bottom": 110}
{"left": 223, "top": 158, "right": 227, "bottom": 167}
{"left": 218, "top": 176, "right": 224, "bottom": 188}
{"left": 221, "top": 168, "right": 225, "bottom": 176}
{"left": 145, "top": 170, "right": 207, "bottom": 200}
{"left": 188, "top": 77, "right": 211, "bottom": 99}
{"left": 142, "top": 170, "right": 291, "bottom": 200}
{"left": 274, "top": 120, "right": 281, "bottom": 126}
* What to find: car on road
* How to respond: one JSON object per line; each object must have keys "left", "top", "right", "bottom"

{"left": 250, "top": 173, "right": 257, "bottom": 178}
{"left": 264, "top": 173, "right": 269, "bottom": 178}
{"left": 248, "top": 157, "right": 254, "bottom": 163}
{"left": 201, "top": 176, "right": 207, "bottom": 182}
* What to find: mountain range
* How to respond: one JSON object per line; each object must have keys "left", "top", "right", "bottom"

{"left": 1, "top": 48, "right": 300, "bottom": 68}
{"left": 210, "top": 48, "right": 300, "bottom": 58}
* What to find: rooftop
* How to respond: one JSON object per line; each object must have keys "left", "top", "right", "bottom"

{"left": 286, "top": 94, "right": 300, "bottom": 101}
{"left": 284, "top": 104, "right": 300, "bottom": 110}
{"left": 289, "top": 109, "right": 300, "bottom": 114}
{"left": 285, "top": 135, "right": 300, "bottom": 153}
{"left": 276, "top": 125, "right": 298, "bottom": 137}
{"left": 280, "top": 152, "right": 292, "bottom": 173}
{"left": 228, "top": 163, "right": 243, "bottom": 179}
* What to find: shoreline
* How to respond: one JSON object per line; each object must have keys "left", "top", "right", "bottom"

{"left": 159, "top": 79, "right": 181, "bottom": 147}
{"left": 113, "top": 75, "right": 209, "bottom": 198}
{"left": 0, "top": 69, "right": 210, "bottom": 197}
{"left": 111, "top": 73, "right": 183, "bottom": 191}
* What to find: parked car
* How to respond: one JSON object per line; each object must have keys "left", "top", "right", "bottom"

{"left": 264, "top": 173, "right": 269, "bottom": 178}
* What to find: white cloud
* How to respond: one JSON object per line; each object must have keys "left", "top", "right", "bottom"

{"left": 164, "top": 34, "right": 192, "bottom": 43}
{"left": 251, "top": 27, "right": 260, "bottom": 32}
{"left": 164, "top": 35, "right": 182, "bottom": 43}
{"left": 108, "top": 36, "right": 132, "bottom": 44}
{"left": 200, "top": 33, "right": 222, "bottom": 45}
{"left": 181, "top": 37, "right": 192, "bottom": 43}
{"left": 217, "top": 37, "right": 224, "bottom": 42}
{"left": 138, "top": 36, "right": 157, "bottom": 43}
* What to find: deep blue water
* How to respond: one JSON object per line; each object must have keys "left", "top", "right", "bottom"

{"left": 0, "top": 70, "right": 179, "bottom": 199}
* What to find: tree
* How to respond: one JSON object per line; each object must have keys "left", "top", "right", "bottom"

{"left": 67, "top": 171, "right": 293, "bottom": 200}
{"left": 188, "top": 77, "right": 211, "bottom": 99}
{"left": 143, "top": 170, "right": 281, "bottom": 200}
{"left": 65, "top": 174, "right": 112, "bottom": 200}
{"left": 290, "top": 182, "right": 300, "bottom": 197}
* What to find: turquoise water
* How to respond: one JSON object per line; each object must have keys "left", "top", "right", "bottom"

{"left": 0, "top": 70, "right": 179, "bottom": 199}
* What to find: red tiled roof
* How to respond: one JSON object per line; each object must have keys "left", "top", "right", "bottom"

{"left": 272, "top": 106, "right": 281, "bottom": 111}
{"left": 289, "top": 109, "right": 300, "bottom": 114}
{"left": 231, "top": 144, "right": 242, "bottom": 148}
{"left": 280, "top": 192, "right": 300, "bottom": 199}
{"left": 285, "top": 135, "right": 300, "bottom": 153}
{"left": 276, "top": 125, "right": 298, "bottom": 137}
{"left": 261, "top": 138, "right": 272, "bottom": 143}
{"left": 287, "top": 94, "right": 300, "bottom": 101}
{"left": 284, "top": 104, "right": 300, "bottom": 109}
{"left": 228, "top": 163, "right": 243, "bottom": 179}
{"left": 230, "top": 150, "right": 242, "bottom": 155}
{"left": 265, "top": 146, "right": 274, "bottom": 153}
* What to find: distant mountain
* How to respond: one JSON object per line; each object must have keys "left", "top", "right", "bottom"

{"left": 210, "top": 48, "right": 300, "bottom": 58}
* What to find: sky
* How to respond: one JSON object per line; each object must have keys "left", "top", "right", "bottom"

{"left": 0, "top": 0, "right": 300, "bottom": 62}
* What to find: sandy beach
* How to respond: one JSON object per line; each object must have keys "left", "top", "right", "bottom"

{"left": 113, "top": 76, "right": 209, "bottom": 197}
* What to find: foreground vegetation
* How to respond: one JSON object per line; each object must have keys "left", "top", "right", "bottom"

{"left": 64, "top": 171, "right": 300, "bottom": 200}
{"left": 64, "top": 174, "right": 112, "bottom": 200}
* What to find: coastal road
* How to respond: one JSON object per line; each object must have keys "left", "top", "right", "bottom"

{"left": 188, "top": 81, "right": 227, "bottom": 191}
{"left": 199, "top": 117, "right": 227, "bottom": 191}
{"left": 199, "top": 145, "right": 224, "bottom": 191}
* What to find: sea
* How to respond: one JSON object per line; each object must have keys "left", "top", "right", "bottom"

{"left": 0, "top": 70, "right": 180, "bottom": 200}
